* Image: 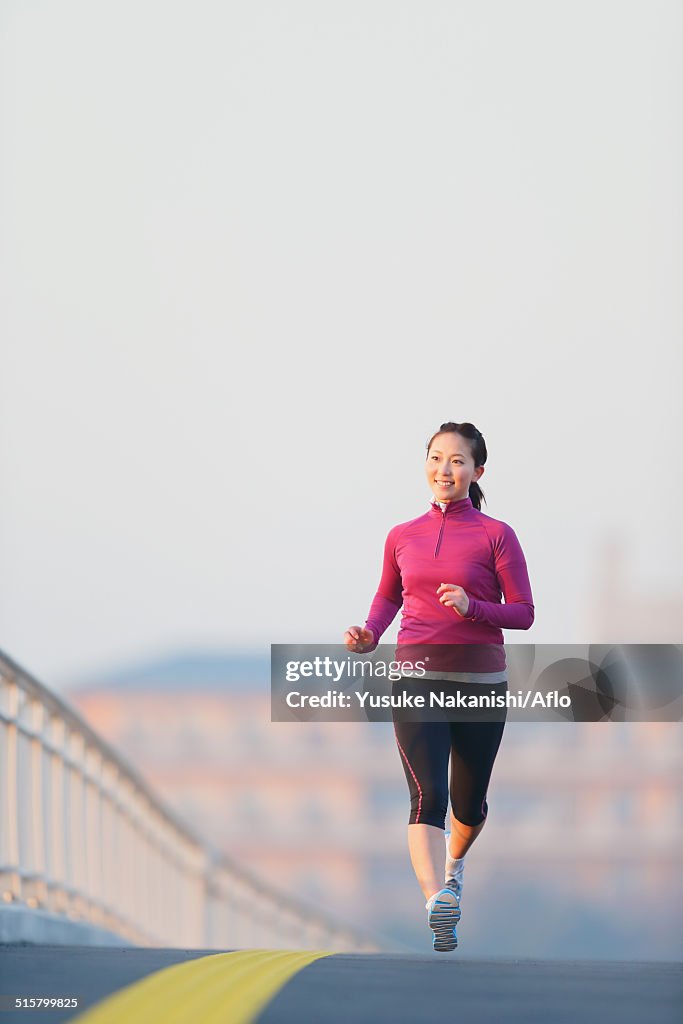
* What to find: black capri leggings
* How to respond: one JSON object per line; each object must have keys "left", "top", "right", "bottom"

{"left": 391, "top": 677, "right": 507, "bottom": 829}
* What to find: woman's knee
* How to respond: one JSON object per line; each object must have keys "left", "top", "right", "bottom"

{"left": 450, "top": 796, "right": 489, "bottom": 828}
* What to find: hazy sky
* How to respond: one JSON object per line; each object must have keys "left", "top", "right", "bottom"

{"left": 1, "top": 1, "right": 681, "bottom": 687}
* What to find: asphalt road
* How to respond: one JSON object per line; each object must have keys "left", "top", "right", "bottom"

{"left": 1, "top": 946, "right": 681, "bottom": 1024}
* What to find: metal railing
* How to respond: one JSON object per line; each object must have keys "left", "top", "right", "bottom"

{"left": 0, "top": 651, "right": 379, "bottom": 952}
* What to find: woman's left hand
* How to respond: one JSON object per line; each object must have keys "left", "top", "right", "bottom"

{"left": 437, "top": 582, "right": 470, "bottom": 616}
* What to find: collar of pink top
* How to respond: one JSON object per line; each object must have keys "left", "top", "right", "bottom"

{"left": 429, "top": 495, "right": 473, "bottom": 517}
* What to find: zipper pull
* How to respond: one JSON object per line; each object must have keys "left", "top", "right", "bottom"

{"left": 434, "top": 508, "right": 446, "bottom": 558}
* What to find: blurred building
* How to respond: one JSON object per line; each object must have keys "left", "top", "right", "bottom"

{"left": 589, "top": 534, "right": 683, "bottom": 642}
{"left": 66, "top": 645, "right": 683, "bottom": 959}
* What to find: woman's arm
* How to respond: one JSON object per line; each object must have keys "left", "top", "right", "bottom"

{"left": 455, "top": 523, "right": 535, "bottom": 629}
{"left": 363, "top": 527, "right": 403, "bottom": 650}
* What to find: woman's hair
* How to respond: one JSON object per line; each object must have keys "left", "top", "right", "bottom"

{"left": 426, "top": 421, "right": 487, "bottom": 510}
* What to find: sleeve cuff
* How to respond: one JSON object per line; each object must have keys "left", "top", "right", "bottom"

{"left": 455, "top": 596, "right": 478, "bottom": 621}
{"left": 363, "top": 625, "right": 379, "bottom": 651}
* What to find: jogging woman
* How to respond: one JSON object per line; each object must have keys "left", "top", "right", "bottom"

{"left": 343, "top": 421, "right": 534, "bottom": 952}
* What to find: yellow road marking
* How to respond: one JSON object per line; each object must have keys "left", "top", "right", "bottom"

{"left": 67, "top": 949, "right": 333, "bottom": 1024}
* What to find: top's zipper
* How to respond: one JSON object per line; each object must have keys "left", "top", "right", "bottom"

{"left": 434, "top": 508, "right": 446, "bottom": 558}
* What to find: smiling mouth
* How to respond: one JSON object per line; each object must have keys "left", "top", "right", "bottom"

{"left": 436, "top": 481, "right": 453, "bottom": 486}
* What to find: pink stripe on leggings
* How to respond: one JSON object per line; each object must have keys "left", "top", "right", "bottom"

{"left": 395, "top": 736, "right": 423, "bottom": 824}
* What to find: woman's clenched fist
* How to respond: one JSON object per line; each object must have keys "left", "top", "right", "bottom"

{"left": 343, "top": 626, "right": 375, "bottom": 653}
{"left": 436, "top": 582, "right": 470, "bottom": 617}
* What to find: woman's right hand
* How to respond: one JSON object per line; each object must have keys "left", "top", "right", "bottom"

{"left": 343, "top": 625, "right": 375, "bottom": 653}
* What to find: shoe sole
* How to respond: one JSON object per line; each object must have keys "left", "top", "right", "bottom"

{"left": 428, "top": 888, "right": 461, "bottom": 952}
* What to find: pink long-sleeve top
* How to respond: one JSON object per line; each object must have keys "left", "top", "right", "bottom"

{"left": 363, "top": 495, "right": 535, "bottom": 679}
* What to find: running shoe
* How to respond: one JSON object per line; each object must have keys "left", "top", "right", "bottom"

{"left": 444, "top": 830, "right": 465, "bottom": 900}
{"left": 426, "top": 887, "right": 461, "bottom": 952}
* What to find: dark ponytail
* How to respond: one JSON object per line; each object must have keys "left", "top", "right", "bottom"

{"left": 426, "top": 421, "right": 488, "bottom": 511}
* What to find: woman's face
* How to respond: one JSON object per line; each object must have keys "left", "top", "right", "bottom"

{"left": 426, "top": 432, "right": 484, "bottom": 502}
